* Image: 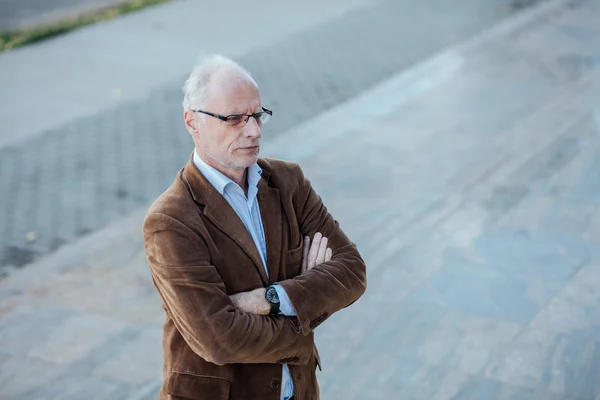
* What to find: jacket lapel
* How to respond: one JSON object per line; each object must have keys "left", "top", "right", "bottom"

{"left": 257, "top": 172, "right": 282, "bottom": 284}
{"left": 180, "top": 154, "right": 268, "bottom": 286}
{"left": 204, "top": 193, "right": 269, "bottom": 285}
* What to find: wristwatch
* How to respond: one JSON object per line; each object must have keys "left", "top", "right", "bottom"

{"left": 265, "top": 286, "right": 280, "bottom": 315}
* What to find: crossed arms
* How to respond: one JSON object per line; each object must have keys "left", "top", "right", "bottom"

{"left": 144, "top": 164, "right": 366, "bottom": 366}
{"left": 228, "top": 232, "right": 333, "bottom": 317}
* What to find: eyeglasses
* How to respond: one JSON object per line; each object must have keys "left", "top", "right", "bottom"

{"left": 192, "top": 107, "right": 272, "bottom": 126}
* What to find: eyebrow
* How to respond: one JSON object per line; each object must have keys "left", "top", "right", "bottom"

{"left": 224, "top": 106, "right": 263, "bottom": 115}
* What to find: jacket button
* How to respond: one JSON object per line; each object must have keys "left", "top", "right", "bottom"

{"left": 271, "top": 379, "right": 281, "bottom": 389}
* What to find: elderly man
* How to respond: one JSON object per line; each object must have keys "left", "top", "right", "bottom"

{"left": 143, "top": 54, "right": 366, "bottom": 400}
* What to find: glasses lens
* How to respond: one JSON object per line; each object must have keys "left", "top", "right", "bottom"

{"left": 226, "top": 115, "right": 245, "bottom": 126}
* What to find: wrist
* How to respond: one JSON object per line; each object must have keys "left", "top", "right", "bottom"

{"left": 254, "top": 288, "right": 271, "bottom": 315}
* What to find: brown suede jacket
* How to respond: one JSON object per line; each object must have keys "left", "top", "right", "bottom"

{"left": 143, "top": 155, "right": 367, "bottom": 400}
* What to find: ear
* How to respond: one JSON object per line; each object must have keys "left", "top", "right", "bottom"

{"left": 184, "top": 109, "right": 200, "bottom": 136}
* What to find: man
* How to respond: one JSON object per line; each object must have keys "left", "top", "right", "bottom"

{"left": 143, "top": 54, "right": 366, "bottom": 400}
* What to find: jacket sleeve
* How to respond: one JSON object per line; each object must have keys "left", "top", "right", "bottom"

{"left": 144, "top": 212, "right": 314, "bottom": 366}
{"left": 277, "top": 163, "right": 367, "bottom": 335}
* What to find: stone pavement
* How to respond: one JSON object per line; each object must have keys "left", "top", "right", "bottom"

{"left": 0, "top": 0, "right": 131, "bottom": 31}
{"left": 0, "top": 0, "right": 535, "bottom": 273}
{"left": 1, "top": 0, "right": 599, "bottom": 398}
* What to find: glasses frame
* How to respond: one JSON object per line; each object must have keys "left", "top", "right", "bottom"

{"left": 192, "top": 107, "right": 272, "bottom": 125}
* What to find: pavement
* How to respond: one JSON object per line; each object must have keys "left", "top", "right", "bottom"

{"left": 0, "top": 0, "right": 533, "bottom": 273}
{"left": 0, "top": 0, "right": 132, "bottom": 31}
{"left": 1, "top": 0, "right": 600, "bottom": 399}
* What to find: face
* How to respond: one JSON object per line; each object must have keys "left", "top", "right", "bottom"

{"left": 185, "top": 69, "right": 263, "bottom": 175}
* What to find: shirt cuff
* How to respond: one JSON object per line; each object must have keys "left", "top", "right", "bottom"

{"left": 274, "top": 284, "right": 297, "bottom": 316}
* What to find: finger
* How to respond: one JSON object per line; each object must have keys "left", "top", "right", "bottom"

{"left": 325, "top": 247, "right": 333, "bottom": 262}
{"left": 307, "top": 232, "right": 322, "bottom": 270}
{"left": 301, "top": 236, "right": 310, "bottom": 273}
{"left": 316, "top": 236, "right": 328, "bottom": 265}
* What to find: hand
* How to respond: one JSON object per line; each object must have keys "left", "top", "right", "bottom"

{"left": 301, "top": 232, "right": 333, "bottom": 274}
{"left": 229, "top": 288, "right": 271, "bottom": 315}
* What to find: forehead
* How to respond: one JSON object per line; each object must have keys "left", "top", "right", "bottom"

{"left": 206, "top": 69, "right": 261, "bottom": 113}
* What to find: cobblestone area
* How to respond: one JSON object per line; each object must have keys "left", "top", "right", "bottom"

{"left": 0, "top": 0, "right": 528, "bottom": 273}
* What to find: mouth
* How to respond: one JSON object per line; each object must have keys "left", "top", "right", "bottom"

{"left": 239, "top": 146, "right": 259, "bottom": 151}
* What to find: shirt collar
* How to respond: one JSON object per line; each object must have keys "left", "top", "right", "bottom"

{"left": 193, "top": 149, "right": 262, "bottom": 195}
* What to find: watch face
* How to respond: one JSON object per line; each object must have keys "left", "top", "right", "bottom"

{"left": 266, "top": 287, "right": 280, "bottom": 304}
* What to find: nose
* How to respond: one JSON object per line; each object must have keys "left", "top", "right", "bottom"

{"left": 244, "top": 116, "right": 262, "bottom": 139}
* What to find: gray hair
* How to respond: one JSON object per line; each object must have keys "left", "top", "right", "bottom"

{"left": 182, "top": 54, "right": 256, "bottom": 110}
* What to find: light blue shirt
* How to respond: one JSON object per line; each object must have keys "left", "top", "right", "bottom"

{"left": 193, "top": 150, "right": 296, "bottom": 400}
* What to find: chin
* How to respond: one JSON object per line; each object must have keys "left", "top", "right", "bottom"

{"left": 231, "top": 156, "right": 258, "bottom": 169}
{"left": 244, "top": 153, "right": 260, "bottom": 165}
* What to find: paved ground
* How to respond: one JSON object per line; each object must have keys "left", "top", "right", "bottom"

{"left": 0, "top": 0, "right": 599, "bottom": 398}
{"left": 0, "top": 0, "right": 539, "bottom": 273}
{"left": 0, "top": 0, "right": 131, "bottom": 31}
